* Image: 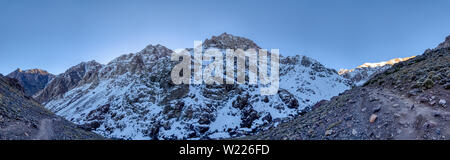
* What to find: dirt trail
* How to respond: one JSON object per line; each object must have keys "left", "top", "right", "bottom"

{"left": 34, "top": 119, "right": 54, "bottom": 140}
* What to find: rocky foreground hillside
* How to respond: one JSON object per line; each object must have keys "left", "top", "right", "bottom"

{"left": 34, "top": 61, "right": 103, "bottom": 103}
{"left": 0, "top": 74, "right": 103, "bottom": 140}
{"left": 35, "top": 33, "right": 352, "bottom": 140}
{"left": 245, "top": 36, "right": 450, "bottom": 140}
{"left": 6, "top": 69, "right": 54, "bottom": 97}
{"left": 339, "top": 56, "right": 415, "bottom": 86}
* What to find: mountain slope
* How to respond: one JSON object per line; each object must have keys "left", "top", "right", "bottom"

{"left": 245, "top": 37, "right": 450, "bottom": 140}
{"left": 436, "top": 35, "right": 450, "bottom": 50}
{"left": 339, "top": 56, "right": 415, "bottom": 86}
{"left": 6, "top": 68, "right": 55, "bottom": 97}
{"left": 0, "top": 74, "right": 104, "bottom": 140}
{"left": 37, "top": 33, "right": 352, "bottom": 140}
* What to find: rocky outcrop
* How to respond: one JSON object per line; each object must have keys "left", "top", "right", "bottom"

{"left": 339, "top": 56, "right": 415, "bottom": 86}
{"left": 0, "top": 74, "right": 104, "bottom": 140}
{"left": 203, "top": 32, "right": 260, "bottom": 50}
{"left": 40, "top": 33, "right": 352, "bottom": 140}
{"left": 6, "top": 69, "right": 54, "bottom": 97}
{"left": 245, "top": 35, "right": 450, "bottom": 140}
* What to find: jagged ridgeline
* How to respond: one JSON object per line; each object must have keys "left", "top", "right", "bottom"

{"left": 6, "top": 69, "right": 55, "bottom": 97}
{"left": 245, "top": 36, "right": 449, "bottom": 140}
{"left": 0, "top": 74, "right": 104, "bottom": 140}
{"left": 339, "top": 56, "right": 415, "bottom": 86}
{"left": 34, "top": 33, "right": 352, "bottom": 139}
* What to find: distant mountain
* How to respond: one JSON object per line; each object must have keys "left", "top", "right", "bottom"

{"left": 0, "top": 74, "right": 104, "bottom": 140}
{"left": 436, "top": 35, "right": 450, "bottom": 50}
{"left": 246, "top": 35, "right": 450, "bottom": 140}
{"left": 36, "top": 33, "right": 352, "bottom": 140}
{"left": 339, "top": 56, "right": 415, "bottom": 86}
{"left": 7, "top": 69, "right": 54, "bottom": 97}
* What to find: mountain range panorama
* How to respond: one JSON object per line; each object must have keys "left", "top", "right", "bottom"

{"left": 1, "top": 33, "right": 449, "bottom": 140}
{"left": 6, "top": 68, "right": 55, "bottom": 97}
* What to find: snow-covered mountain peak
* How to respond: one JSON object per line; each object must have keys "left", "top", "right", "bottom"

{"left": 203, "top": 32, "right": 260, "bottom": 50}
{"left": 339, "top": 56, "right": 415, "bottom": 86}
{"left": 7, "top": 68, "right": 55, "bottom": 97}
{"left": 34, "top": 60, "right": 103, "bottom": 103}
{"left": 355, "top": 56, "right": 415, "bottom": 69}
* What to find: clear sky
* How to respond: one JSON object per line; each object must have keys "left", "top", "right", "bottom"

{"left": 1, "top": 0, "right": 449, "bottom": 75}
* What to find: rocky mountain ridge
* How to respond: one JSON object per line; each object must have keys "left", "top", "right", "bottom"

{"left": 36, "top": 33, "right": 352, "bottom": 139}
{"left": 7, "top": 68, "right": 55, "bottom": 97}
{"left": 339, "top": 56, "right": 415, "bottom": 86}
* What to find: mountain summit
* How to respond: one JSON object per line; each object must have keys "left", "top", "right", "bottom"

{"left": 0, "top": 74, "right": 103, "bottom": 140}
{"left": 436, "top": 35, "right": 450, "bottom": 50}
{"left": 339, "top": 56, "right": 415, "bottom": 86}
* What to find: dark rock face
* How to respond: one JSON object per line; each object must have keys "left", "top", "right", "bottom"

{"left": 34, "top": 61, "right": 103, "bottom": 104}
{"left": 232, "top": 94, "right": 250, "bottom": 110}
{"left": 7, "top": 69, "right": 54, "bottom": 97}
{"left": 241, "top": 108, "right": 259, "bottom": 128}
{"left": 141, "top": 44, "right": 172, "bottom": 58}
{"left": 86, "top": 104, "right": 110, "bottom": 121}
{"left": 1, "top": 75, "right": 25, "bottom": 94}
{"left": 78, "top": 121, "right": 102, "bottom": 131}
{"left": 312, "top": 100, "right": 328, "bottom": 111}
{"left": 338, "top": 56, "right": 415, "bottom": 86}
{"left": 262, "top": 114, "right": 272, "bottom": 123}
{"left": 0, "top": 75, "right": 104, "bottom": 140}
{"left": 301, "top": 56, "right": 313, "bottom": 67}
{"left": 203, "top": 32, "right": 260, "bottom": 50}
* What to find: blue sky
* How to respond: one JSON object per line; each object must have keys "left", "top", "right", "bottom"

{"left": 1, "top": 0, "right": 449, "bottom": 74}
